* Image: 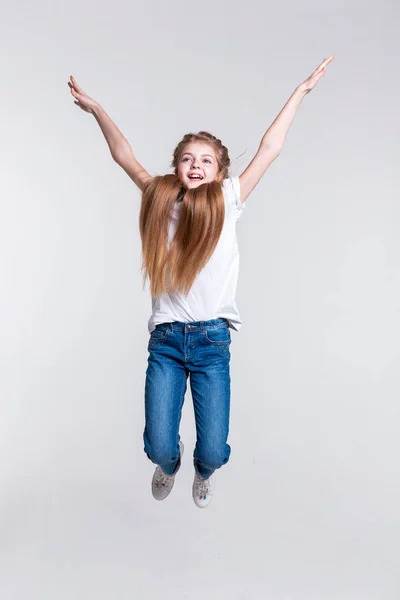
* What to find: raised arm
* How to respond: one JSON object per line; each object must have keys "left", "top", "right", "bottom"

{"left": 239, "top": 56, "right": 334, "bottom": 203}
{"left": 68, "top": 76, "right": 152, "bottom": 192}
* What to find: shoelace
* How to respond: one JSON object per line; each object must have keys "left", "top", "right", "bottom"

{"left": 195, "top": 475, "right": 211, "bottom": 497}
{"left": 155, "top": 469, "right": 173, "bottom": 487}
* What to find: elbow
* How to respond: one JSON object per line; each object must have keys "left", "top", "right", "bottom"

{"left": 260, "top": 142, "right": 282, "bottom": 156}
{"left": 272, "top": 145, "right": 283, "bottom": 156}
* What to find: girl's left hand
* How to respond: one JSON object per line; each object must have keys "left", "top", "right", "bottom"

{"left": 299, "top": 56, "right": 335, "bottom": 94}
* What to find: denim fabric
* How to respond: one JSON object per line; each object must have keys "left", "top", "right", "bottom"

{"left": 143, "top": 317, "right": 231, "bottom": 479}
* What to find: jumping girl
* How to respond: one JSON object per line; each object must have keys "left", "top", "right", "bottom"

{"left": 68, "top": 55, "right": 334, "bottom": 508}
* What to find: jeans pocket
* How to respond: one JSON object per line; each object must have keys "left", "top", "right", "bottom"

{"left": 204, "top": 326, "right": 231, "bottom": 345}
{"left": 149, "top": 325, "right": 170, "bottom": 343}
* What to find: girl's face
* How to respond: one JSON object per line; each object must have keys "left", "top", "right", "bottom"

{"left": 177, "top": 142, "right": 221, "bottom": 189}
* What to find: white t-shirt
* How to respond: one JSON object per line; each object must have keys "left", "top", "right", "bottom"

{"left": 148, "top": 176, "right": 246, "bottom": 333}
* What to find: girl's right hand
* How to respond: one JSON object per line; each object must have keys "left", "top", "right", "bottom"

{"left": 68, "top": 75, "right": 99, "bottom": 114}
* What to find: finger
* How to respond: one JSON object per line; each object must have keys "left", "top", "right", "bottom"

{"left": 68, "top": 79, "right": 78, "bottom": 93}
{"left": 314, "top": 62, "right": 326, "bottom": 75}
{"left": 321, "top": 56, "right": 334, "bottom": 69}
{"left": 71, "top": 75, "right": 86, "bottom": 95}
{"left": 70, "top": 87, "right": 84, "bottom": 102}
{"left": 314, "top": 67, "right": 327, "bottom": 81}
{"left": 70, "top": 86, "right": 81, "bottom": 98}
{"left": 316, "top": 56, "right": 334, "bottom": 72}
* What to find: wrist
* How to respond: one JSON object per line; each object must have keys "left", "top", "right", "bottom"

{"left": 294, "top": 84, "right": 308, "bottom": 100}
{"left": 91, "top": 102, "right": 103, "bottom": 117}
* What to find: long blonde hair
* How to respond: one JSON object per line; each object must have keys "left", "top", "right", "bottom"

{"left": 139, "top": 132, "right": 231, "bottom": 297}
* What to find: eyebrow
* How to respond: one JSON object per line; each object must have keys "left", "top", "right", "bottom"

{"left": 182, "top": 152, "right": 215, "bottom": 159}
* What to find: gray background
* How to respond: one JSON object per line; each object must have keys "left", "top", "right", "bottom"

{"left": 1, "top": 0, "right": 399, "bottom": 598}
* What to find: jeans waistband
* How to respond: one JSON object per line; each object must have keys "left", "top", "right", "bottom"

{"left": 158, "top": 317, "right": 229, "bottom": 332}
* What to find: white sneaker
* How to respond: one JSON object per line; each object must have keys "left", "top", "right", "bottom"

{"left": 192, "top": 472, "right": 215, "bottom": 508}
{"left": 151, "top": 441, "right": 184, "bottom": 501}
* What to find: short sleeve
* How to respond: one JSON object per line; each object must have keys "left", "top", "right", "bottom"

{"left": 223, "top": 176, "right": 247, "bottom": 218}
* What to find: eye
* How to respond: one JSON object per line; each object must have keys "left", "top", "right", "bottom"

{"left": 181, "top": 157, "right": 190, "bottom": 162}
{"left": 203, "top": 159, "right": 212, "bottom": 164}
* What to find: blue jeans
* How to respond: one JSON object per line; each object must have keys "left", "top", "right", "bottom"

{"left": 143, "top": 317, "right": 232, "bottom": 479}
